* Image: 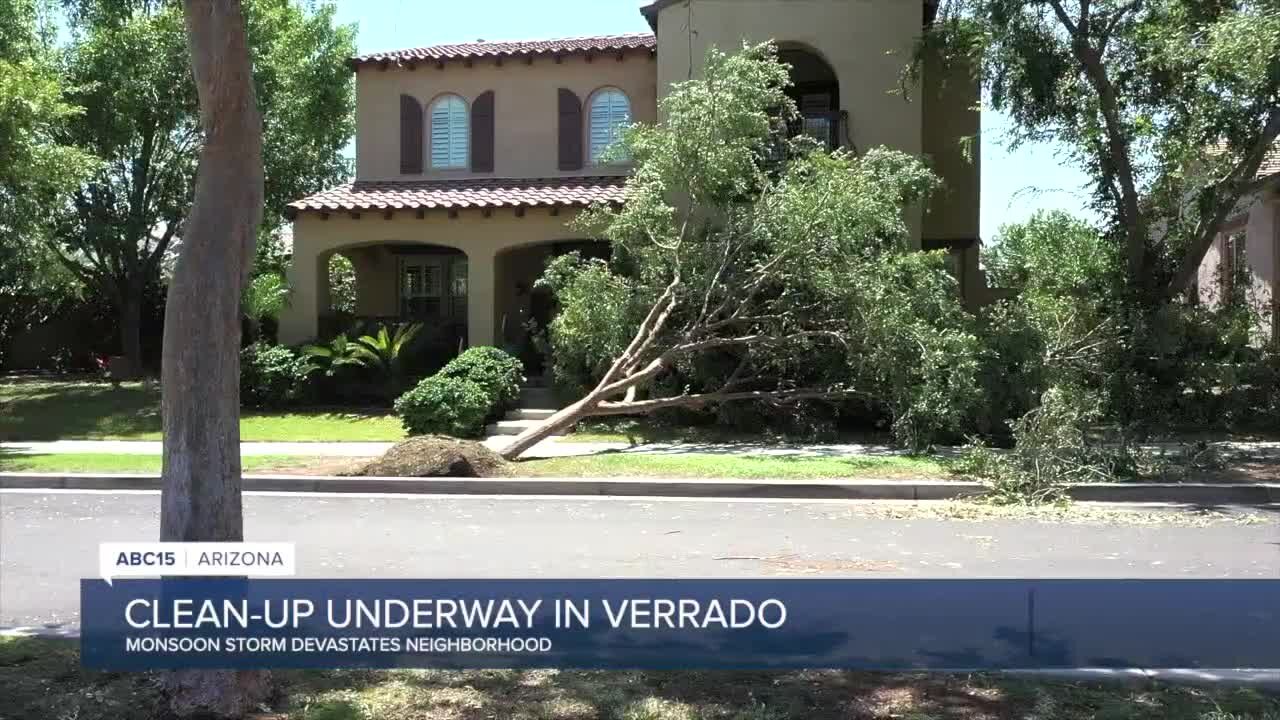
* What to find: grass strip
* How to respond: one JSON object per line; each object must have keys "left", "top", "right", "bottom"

{"left": 2, "top": 637, "right": 1278, "bottom": 720}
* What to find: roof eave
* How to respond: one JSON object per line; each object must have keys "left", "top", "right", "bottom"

{"left": 639, "top": 0, "right": 667, "bottom": 30}
{"left": 641, "top": 0, "right": 937, "bottom": 32}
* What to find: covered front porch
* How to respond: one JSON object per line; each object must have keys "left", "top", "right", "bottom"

{"left": 280, "top": 177, "right": 624, "bottom": 369}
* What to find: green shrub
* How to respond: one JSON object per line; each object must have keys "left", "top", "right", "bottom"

{"left": 240, "top": 342, "right": 309, "bottom": 408}
{"left": 535, "top": 253, "right": 639, "bottom": 395}
{"left": 394, "top": 376, "right": 491, "bottom": 438}
{"left": 438, "top": 346, "right": 525, "bottom": 413}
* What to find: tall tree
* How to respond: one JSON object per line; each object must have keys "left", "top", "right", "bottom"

{"left": 921, "top": 0, "right": 1280, "bottom": 292}
{"left": 51, "top": 0, "right": 355, "bottom": 376}
{"left": 0, "top": 0, "right": 95, "bottom": 364}
{"left": 159, "top": 0, "right": 267, "bottom": 714}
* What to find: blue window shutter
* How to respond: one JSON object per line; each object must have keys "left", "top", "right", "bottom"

{"left": 589, "top": 90, "right": 631, "bottom": 164}
{"left": 430, "top": 95, "right": 469, "bottom": 169}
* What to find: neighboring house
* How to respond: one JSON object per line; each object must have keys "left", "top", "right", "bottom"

{"left": 1194, "top": 148, "right": 1280, "bottom": 342}
{"left": 279, "top": 0, "right": 982, "bottom": 364}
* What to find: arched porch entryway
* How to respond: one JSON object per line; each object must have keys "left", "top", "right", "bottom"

{"left": 318, "top": 241, "right": 470, "bottom": 372}
{"left": 494, "top": 239, "right": 610, "bottom": 376}
{"left": 778, "top": 44, "right": 842, "bottom": 151}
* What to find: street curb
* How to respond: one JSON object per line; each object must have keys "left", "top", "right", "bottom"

{"left": 1, "top": 473, "right": 1277, "bottom": 504}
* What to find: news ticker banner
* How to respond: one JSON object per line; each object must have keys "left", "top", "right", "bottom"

{"left": 81, "top": 578, "right": 1280, "bottom": 671}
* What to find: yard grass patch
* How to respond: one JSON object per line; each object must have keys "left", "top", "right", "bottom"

{"left": 0, "top": 453, "right": 349, "bottom": 474}
{"left": 0, "top": 450, "right": 946, "bottom": 480}
{"left": 0, "top": 378, "right": 405, "bottom": 442}
{"left": 2, "top": 637, "right": 1279, "bottom": 720}
{"left": 520, "top": 452, "right": 948, "bottom": 480}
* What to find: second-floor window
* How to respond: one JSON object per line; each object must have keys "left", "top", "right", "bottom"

{"left": 430, "top": 94, "right": 469, "bottom": 169}
{"left": 588, "top": 88, "right": 631, "bottom": 165}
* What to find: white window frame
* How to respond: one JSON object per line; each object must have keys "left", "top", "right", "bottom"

{"left": 588, "top": 88, "right": 632, "bottom": 165}
{"left": 429, "top": 94, "right": 469, "bottom": 170}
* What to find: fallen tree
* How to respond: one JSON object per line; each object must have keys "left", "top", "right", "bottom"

{"left": 501, "top": 44, "right": 983, "bottom": 459}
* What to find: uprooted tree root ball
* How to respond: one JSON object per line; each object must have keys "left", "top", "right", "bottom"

{"left": 350, "top": 436, "right": 511, "bottom": 478}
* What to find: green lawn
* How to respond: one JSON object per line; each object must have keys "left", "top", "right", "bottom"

{"left": 0, "top": 452, "right": 340, "bottom": 474}
{"left": 0, "top": 378, "right": 406, "bottom": 442}
{"left": 3, "top": 637, "right": 1278, "bottom": 720}
{"left": 0, "top": 450, "right": 946, "bottom": 480}
{"left": 525, "top": 452, "right": 948, "bottom": 479}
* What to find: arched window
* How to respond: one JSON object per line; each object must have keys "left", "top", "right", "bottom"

{"left": 429, "top": 94, "right": 469, "bottom": 169}
{"left": 588, "top": 88, "right": 631, "bottom": 164}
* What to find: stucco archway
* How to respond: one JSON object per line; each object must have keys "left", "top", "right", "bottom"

{"left": 777, "top": 44, "right": 842, "bottom": 150}
{"left": 494, "top": 239, "right": 610, "bottom": 375}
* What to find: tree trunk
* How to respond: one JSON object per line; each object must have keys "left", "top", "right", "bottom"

{"left": 119, "top": 288, "right": 144, "bottom": 379}
{"left": 500, "top": 392, "right": 605, "bottom": 460}
{"left": 160, "top": 0, "right": 266, "bottom": 716}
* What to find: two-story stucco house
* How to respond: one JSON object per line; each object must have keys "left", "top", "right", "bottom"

{"left": 1193, "top": 148, "right": 1280, "bottom": 341}
{"left": 279, "top": 0, "right": 982, "bottom": 367}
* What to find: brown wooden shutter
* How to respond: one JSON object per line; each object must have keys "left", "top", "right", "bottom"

{"left": 471, "top": 90, "right": 495, "bottom": 173}
{"left": 558, "top": 88, "right": 583, "bottom": 171}
{"left": 399, "top": 94, "right": 424, "bottom": 174}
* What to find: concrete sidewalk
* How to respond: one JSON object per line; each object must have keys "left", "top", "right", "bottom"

{"left": 6, "top": 438, "right": 1278, "bottom": 458}
{"left": 0, "top": 439, "right": 916, "bottom": 458}
{"left": 3, "top": 473, "right": 1278, "bottom": 503}
{"left": 0, "top": 437, "right": 631, "bottom": 459}
{"left": 0, "top": 438, "right": 947, "bottom": 459}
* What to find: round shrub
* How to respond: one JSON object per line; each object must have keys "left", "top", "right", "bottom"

{"left": 438, "top": 346, "right": 524, "bottom": 412}
{"left": 394, "top": 375, "right": 492, "bottom": 438}
{"left": 240, "top": 342, "right": 309, "bottom": 408}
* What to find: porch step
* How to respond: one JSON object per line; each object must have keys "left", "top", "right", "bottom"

{"left": 485, "top": 418, "right": 546, "bottom": 436}
{"left": 507, "top": 408, "right": 557, "bottom": 422}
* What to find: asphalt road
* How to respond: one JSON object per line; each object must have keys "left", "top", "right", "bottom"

{"left": 1, "top": 489, "right": 1277, "bottom": 629}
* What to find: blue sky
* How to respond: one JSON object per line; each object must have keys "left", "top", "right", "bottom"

{"left": 332, "top": 0, "right": 1095, "bottom": 242}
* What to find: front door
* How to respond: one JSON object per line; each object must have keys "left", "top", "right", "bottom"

{"left": 397, "top": 255, "right": 469, "bottom": 360}
{"left": 398, "top": 256, "right": 467, "bottom": 322}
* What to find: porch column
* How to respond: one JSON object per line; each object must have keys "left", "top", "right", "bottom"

{"left": 467, "top": 250, "right": 496, "bottom": 348}
{"left": 279, "top": 241, "right": 323, "bottom": 346}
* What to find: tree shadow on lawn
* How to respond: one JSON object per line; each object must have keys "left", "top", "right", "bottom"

{"left": 0, "top": 377, "right": 399, "bottom": 442}
{"left": 277, "top": 667, "right": 1280, "bottom": 720}
{"left": 4, "top": 638, "right": 1279, "bottom": 720}
{"left": 0, "top": 378, "right": 160, "bottom": 441}
{"left": 0, "top": 447, "right": 52, "bottom": 471}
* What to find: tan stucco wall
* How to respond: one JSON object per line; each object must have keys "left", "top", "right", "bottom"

{"left": 1194, "top": 186, "right": 1279, "bottom": 340}
{"left": 355, "top": 51, "right": 658, "bottom": 182}
{"left": 334, "top": 246, "right": 399, "bottom": 317}
{"left": 652, "top": 0, "right": 973, "bottom": 246}
{"left": 279, "top": 208, "right": 593, "bottom": 346}
{"left": 654, "top": 0, "right": 923, "bottom": 152}
{"left": 921, "top": 53, "right": 981, "bottom": 243}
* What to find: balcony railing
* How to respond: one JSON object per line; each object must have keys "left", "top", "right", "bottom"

{"left": 790, "top": 110, "right": 842, "bottom": 152}
{"left": 763, "top": 110, "right": 845, "bottom": 166}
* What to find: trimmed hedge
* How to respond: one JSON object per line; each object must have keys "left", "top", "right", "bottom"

{"left": 394, "top": 375, "right": 492, "bottom": 438}
{"left": 438, "top": 346, "right": 524, "bottom": 413}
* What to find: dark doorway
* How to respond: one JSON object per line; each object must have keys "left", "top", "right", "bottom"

{"left": 778, "top": 46, "right": 841, "bottom": 150}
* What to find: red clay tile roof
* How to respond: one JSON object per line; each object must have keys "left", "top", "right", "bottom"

{"left": 351, "top": 32, "right": 656, "bottom": 67}
{"left": 287, "top": 176, "right": 628, "bottom": 216}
